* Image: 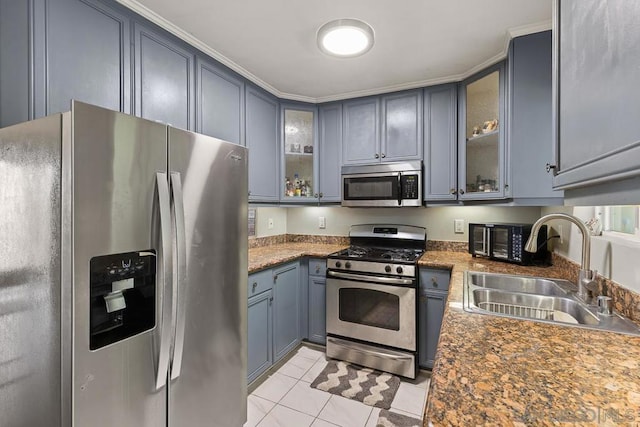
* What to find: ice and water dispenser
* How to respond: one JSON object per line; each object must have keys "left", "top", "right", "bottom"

{"left": 89, "top": 251, "right": 156, "bottom": 350}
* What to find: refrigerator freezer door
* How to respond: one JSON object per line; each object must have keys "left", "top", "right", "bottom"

{"left": 0, "top": 114, "right": 65, "bottom": 426}
{"left": 72, "top": 101, "right": 168, "bottom": 426}
{"left": 167, "top": 128, "right": 248, "bottom": 427}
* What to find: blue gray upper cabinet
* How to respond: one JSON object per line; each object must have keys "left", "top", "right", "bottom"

{"left": 246, "top": 85, "right": 279, "bottom": 202}
{"left": 458, "top": 61, "right": 508, "bottom": 200}
{"left": 342, "top": 97, "right": 380, "bottom": 165}
{"left": 318, "top": 103, "right": 343, "bottom": 202}
{"left": 380, "top": 90, "right": 423, "bottom": 162}
{"left": 47, "top": 0, "right": 130, "bottom": 116}
{"left": 134, "top": 23, "right": 195, "bottom": 130}
{"left": 508, "top": 31, "right": 562, "bottom": 204}
{"left": 553, "top": 0, "right": 640, "bottom": 198}
{"left": 196, "top": 58, "right": 244, "bottom": 145}
{"left": 0, "top": 0, "right": 130, "bottom": 126}
{"left": 423, "top": 84, "right": 457, "bottom": 202}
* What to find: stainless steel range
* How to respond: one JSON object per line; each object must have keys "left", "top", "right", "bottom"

{"left": 326, "top": 224, "right": 427, "bottom": 379}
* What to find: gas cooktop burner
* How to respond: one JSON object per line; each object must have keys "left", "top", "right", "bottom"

{"left": 332, "top": 246, "right": 424, "bottom": 263}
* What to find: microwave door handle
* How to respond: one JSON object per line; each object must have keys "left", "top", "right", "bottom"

{"left": 397, "top": 174, "right": 402, "bottom": 206}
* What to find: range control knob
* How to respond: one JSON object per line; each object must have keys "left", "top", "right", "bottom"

{"left": 385, "top": 265, "right": 392, "bottom": 273}
{"left": 335, "top": 261, "right": 342, "bottom": 268}
{"left": 396, "top": 266, "right": 404, "bottom": 274}
{"left": 345, "top": 261, "right": 352, "bottom": 269}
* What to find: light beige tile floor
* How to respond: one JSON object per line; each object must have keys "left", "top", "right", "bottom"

{"left": 244, "top": 345, "right": 430, "bottom": 427}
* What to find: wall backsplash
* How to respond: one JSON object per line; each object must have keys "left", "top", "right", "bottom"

{"left": 285, "top": 206, "right": 542, "bottom": 241}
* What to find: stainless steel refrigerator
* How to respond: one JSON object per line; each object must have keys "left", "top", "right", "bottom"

{"left": 0, "top": 101, "right": 248, "bottom": 426}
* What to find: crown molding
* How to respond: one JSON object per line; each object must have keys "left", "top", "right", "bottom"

{"left": 114, "top": 1, "right": 551, "bottom": 104}
{"left": 114, "top": 0, "right": 281, "bottom": 96}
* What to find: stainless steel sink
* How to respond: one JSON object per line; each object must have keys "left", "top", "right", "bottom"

{"left": 463, "top": 271, "right": 640, "bottom": 336}
{"left": 467, "top": 272, "right": 571, "bottom": 297}
{"left": 471, "top": 288, "right": 599, "bottom": 325}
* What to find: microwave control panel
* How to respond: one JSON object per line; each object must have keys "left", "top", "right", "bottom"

{"left": 401, "top": 174, "right": 419, "bottom": 199}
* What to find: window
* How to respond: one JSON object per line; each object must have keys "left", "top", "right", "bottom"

{"left": 599, "top": 206, "right": 640, "bottom": 238}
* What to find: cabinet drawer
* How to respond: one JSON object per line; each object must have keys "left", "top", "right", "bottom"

{"left": 308, "top": 258, "right": 327, "bottom": 277}
{"left": 419, "top": 268, "right": 451, "bottom": 291}
{"left": 248, "top": 269, "right": 273, "bottom": 297}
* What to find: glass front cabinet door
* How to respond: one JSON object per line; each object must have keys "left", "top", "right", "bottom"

{"left": 281, "top": 104, "right": 319, "bottom": 202}
{"left": 458, "top": 62, "right": 507, "bottom": 200}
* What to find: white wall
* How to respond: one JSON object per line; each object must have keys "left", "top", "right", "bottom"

{"left": 541, "top": 206, "right": 640, "bottom": 294}
{"left": 286, "top": 206, "right": 542, "bottom": 241}
{"left": 254, "top": 207, "right": 287, "bottom": 237}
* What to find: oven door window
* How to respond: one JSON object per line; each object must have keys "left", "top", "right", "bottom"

{"left": 338, "top": 288, "right": 400, "bottom": 331}
{"left": 343, "top": 176, "right": 399, "bottom": 200}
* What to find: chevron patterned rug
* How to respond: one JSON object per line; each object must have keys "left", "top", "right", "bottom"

{"left": 376, "top": 409, "right": 422, "bottom": 427}
{"left": 310, "top": 361, "right": 400, "bottom": 409}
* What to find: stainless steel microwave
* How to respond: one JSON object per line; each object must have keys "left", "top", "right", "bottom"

{"left": 341, "top": 161, "right": 422, "bottom": 207}
{"left": 468, "top": 223, "right": 550, "bottom": 265}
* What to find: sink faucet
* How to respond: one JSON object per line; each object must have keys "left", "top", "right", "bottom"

{"left": 525, "top": 213, "right": 597, "bottom": 302}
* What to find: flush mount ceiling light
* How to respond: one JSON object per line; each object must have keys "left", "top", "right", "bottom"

{"left": 317, "top": 19, "right": 375, "bottom": 58}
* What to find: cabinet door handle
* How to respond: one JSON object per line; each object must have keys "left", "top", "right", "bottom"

{"left": 273, "top": 275, "right": 278, "bottom": 282}
{"left": 319, "top": 192, "right": 323, "bottom": 198}
{"left": 252, "top": 282, "right": 258, "bottom": 293}
{"left": 546, "top": 163, "right": 557, "bottom": 173}
{"left": 381, "top": 153, "right": 386, "bottom": 158}
{"left": 374, "top": 153, "right": 380, "bottom": 159}
{"left": 459, "top": 189, "right": 465, "bottom": 195}
{"left": 269, "top": 296, "right": 273, "bottom": 305}
{"left": 314, "top": 193, "right": 319, "bottom": 198}
{"left": 450, "top": 188, "right": 457, "bottom": 195}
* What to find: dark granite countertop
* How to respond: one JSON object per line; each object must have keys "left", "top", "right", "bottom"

{"left": 248, "top": 242, "right": 347, "bottom": 273}
{"left": 419, "top": 251, "right": 640, "bottom": 426}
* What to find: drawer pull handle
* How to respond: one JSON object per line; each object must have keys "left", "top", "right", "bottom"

{"left": 252, "top": 282, "right": 258, "bottom": 292}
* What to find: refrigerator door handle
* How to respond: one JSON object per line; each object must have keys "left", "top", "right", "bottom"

{"left": 154, "top": 172, "right": 173, "bottom": 391}
{"left": 170, "top": 172, "right": 187, "bottom": 380}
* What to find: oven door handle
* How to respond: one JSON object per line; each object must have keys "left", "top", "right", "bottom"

{"left": 327, "top": 270, "right": 414, "bottom": 286}
{"left": 327, "top": 337, "right": 414, "bottom": 361}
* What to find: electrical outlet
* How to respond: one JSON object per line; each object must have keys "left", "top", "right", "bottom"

{"left": 319, "top": 216, "right": 326, "bottom": 229}
{"left": 268, "top": 218, "right": 274, "bottom": 229}
{"left": 454, "top": 219, "right": 465, "bottom": 234}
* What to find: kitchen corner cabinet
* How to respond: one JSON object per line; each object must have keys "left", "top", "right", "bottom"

{"left": 246, "top": 85, "right": 279, "bottom": 202}
{"left": 508, "top": 31, "right": 562, "bottom": 204}
{"left": 273, "top": 262, "right": 300, "bottom": 361}
{"left": 458, "top": 61, "right": 508, "bottom": 200}
{"left": 0, "top": 0, "right": 130, "bottom": 127}
{"left": 133, "top": 22, "right": 195, "bottom": 131}
{"left": 247, "top": 261, "right": 300, "bottom": 383}
{"left": 196, "top": 58, "right": 244, "bottom": 145}
{"left": 418, "top": 268, "right": 450, "bottom": 369}
{"left": 307, "top": 259, "right": 327, "bottom": 345}
{"left": 280, "top": 103, "right": 319, "bottom": 203}
{"left": 318, "top": 103, "right": 343, "bottom": 202}
{"left": 342, "top": 91, "right": 422, "bottom": 166}
{"left": 423, "top": 84, "right": 458, "bottom": 202}
{"left": 552, "top": 0, "right": 640, "bottom": 194}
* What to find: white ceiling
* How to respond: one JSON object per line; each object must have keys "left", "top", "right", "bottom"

{"left": 118, "top": 0, "right": 552, "bottom": 103}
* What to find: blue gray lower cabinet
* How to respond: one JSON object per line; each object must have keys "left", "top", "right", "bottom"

{"left": 247, "top": 290, "right": 272, "bottom": 384}
{"left": 308, "top": 276, "right": 327, "bottom": 345}
{"left": 273, "top": 262, "right": 300, "bottom": 361}
{"left": 247, "top": 261, "right": 301, "bottom": 383}
{"left": 307, "top": 258, "right": 327, "bottom": 344}
{"left": 418, "top": 268, "right": 451, "bottom": 369}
